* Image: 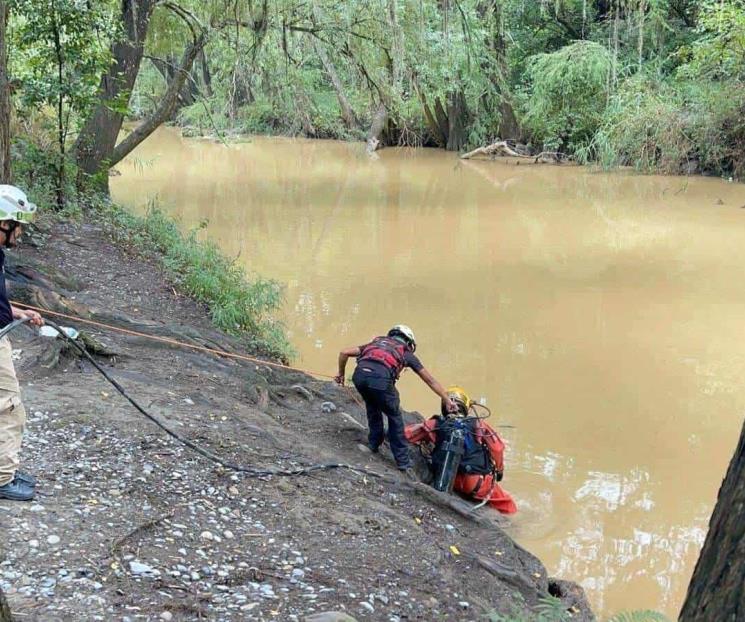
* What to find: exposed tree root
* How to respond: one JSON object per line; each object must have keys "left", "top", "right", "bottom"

{"left": 109, "top": 511, "right": 175, "bottom": 558}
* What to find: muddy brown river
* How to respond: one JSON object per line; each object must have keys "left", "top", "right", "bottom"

{"left": 112, "top": 127, "right": 745, "bottom": 618}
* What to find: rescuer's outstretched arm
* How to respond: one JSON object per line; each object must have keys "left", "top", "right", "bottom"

{"left": 335, "top": 346, "right": 361, "bottom": 385}
{"left": 416, "top": 368, "right": 457, "bottom": 412}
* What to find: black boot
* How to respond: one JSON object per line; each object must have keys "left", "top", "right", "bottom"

{"left": 14, "top": 471, "right": 36, "bottom": 487}
{"left": 0, "top": 479, "right": 34, "bottom": 501}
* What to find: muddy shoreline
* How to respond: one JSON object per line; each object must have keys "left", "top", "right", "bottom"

{"left": 0, "top": 216, "right": 594, "bottom": 621}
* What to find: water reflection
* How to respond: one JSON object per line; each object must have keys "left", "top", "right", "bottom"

{"left": 513, "top": 453, "right": 708, "bottom": 615}
{"left": 112, "top": 128, "right": 745, "bottom": 618}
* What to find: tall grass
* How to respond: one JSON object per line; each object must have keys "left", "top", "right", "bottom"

{"left": 103, "top": 202, "right": 293, "bottom": 361}
{"left": 581, "top": 75, "right": 745, "bottom": 178}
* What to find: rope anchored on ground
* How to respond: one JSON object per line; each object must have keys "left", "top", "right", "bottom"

{"left": 7, "top": 303, "right": 380, "bottom": 481}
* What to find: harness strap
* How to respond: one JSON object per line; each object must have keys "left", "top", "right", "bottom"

{"left": 359, "top": 336, "right": 407, "bottom": 377}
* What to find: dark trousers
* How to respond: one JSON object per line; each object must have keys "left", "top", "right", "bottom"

{"left": 352, "top": 367, "right": 410, "bottom": 469}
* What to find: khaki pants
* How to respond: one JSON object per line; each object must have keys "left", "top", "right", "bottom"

{"left": 0, "top": 337, "right": 25, "bottom": 487}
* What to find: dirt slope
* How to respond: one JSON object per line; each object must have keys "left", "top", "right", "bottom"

{"left": 0, "top": 218, "right": 594, "bottom": 621}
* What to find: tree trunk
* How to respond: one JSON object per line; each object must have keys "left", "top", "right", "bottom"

{"left": 414, "top": 80, "right": 446, "bottom": 147}
{"left": 679, "top": 418, "right": 745, "bottom": 621}
{"left": 387, "top": 0, "right": 404, "bottom": 91}
{"left": 433, "top": 98, "right": 450, "bottom": 142}
{"left": 364, "top": 0, "right": 404, "bottom": 152}
{"left": 637, "top": 0, "right": 646, "bottom": 71}
{"left": 0, "top": 1, "right": 10, "bottom": 184}
{"left": 51, "top": 6, "right": 65, "bottom": 210}
{"left": 311, "top": 0, "right": 356, "bottom": 129}
{"left": 366, "top": 102, "right": 388, "bottom": 154}
{"left": 498, "top": 100, "right": 521, "bottom": 140}
{"left": 151, "top": 54, "right": 198, "bottom": 112}
{"left": 313, "top": 40, "right": 357, "bottom": 130}
{"left": 74, "top": 0, "right": 157, "bottom": 186}
{"left": 446, "top": 91, "right": 467, "bottom": 151}
{"left": 479, "top": 0, "right": 522, "bottom": 140}
{"left": 229, "top": 65, "right": 251, "bottom": 117}
{"left": 199, "top": 48, "right": 213, "bottom": 98}
{"left": 108, "top": 34, "right": 206, "bottom": 168}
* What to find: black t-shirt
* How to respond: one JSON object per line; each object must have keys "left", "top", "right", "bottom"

{"left": 0, "top": 250, "right": 12, "bottom": 329}
{"left": 356, "top": 338, "right": 424, "bottom": 380}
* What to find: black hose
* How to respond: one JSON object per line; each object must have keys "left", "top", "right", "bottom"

{"left": 469, "top": 403, "right": 515, "bottom": 428}
{"left": 16, "top": 318, "right": 386, "bottom": 480}
{"left": 468, "top": 403, "right": 491, "bottom": 419}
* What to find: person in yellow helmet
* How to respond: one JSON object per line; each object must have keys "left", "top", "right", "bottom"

{"left": 0, "top": 186, "right": 44, "bottom": 501}
{"left": 405, "top": 386, "right": 517, "bottom": 514}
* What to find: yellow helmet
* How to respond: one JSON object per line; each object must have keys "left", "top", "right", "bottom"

{"left": 443, "top": 385, "right": 472, "bottom": 416}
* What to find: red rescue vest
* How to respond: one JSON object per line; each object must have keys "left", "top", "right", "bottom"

{"left": 358, "top": 336, "right": 408, "bottom": 378}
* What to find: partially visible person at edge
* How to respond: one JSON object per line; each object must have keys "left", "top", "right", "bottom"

{"left": 335, "top": 325, "right": 457, "bottom": 478}
{"left": 405, "top": 386, "right": 517, "bottom": 514}
{"left": 0, "top": 186, "right": 43, "bottom": 501}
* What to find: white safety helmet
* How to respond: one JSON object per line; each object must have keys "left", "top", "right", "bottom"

{"left": 388, "top": 324, "right": 416, "bottom": 351}
{"left": 0, "top": 185, "right": 37, "bottom": 224}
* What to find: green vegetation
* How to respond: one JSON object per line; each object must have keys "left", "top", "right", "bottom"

{"left": 520, "top": 41, "right": 613, "bottom": 153}
{"left": 130, "top": 0, "right": 744, "bottom": 178}
{"left": 0, "top": 1, "right": 742, "bottom": 200}
{"left": 101, "top": 202, "right": 292, "bottom": 361}
{"left": 487, "top": 596, "right": 572, "bottom": 622}
{"left": 9, "top": 0, "right": 114, "bottom": 207}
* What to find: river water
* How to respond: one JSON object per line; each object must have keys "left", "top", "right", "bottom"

{"left": 111, "top": 127, "right": 745, "bottom": 618}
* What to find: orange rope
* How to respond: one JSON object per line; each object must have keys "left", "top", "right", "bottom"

{"left": 11, "top": 300, "right": 364, "bottom": 407}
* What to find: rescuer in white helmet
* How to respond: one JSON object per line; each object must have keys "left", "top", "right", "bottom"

{"left": 336, "top": 324, "right": 456, "bottom": 479}
{"left": 0, "top": 185, "right": 44, "bottom": 501}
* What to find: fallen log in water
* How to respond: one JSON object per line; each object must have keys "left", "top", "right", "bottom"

{"left": 461, "top": 140, "right": 567, "bottom": 164}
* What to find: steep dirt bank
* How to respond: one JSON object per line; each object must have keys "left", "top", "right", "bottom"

{"left": 0, "top": 217, "right": 594, "bottom": 621}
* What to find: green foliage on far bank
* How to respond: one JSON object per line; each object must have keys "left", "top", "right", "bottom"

{"left": 125, "top": 0, "right": 745, "bottom": 179}
{"left": 3, "top": 0, "right": 744, "bottom": 187}
{"left": 101, "top": 202, "right": 293, "bottom": 361}
{"left": 520, "top": 41, "right": 613, "bottom": 153}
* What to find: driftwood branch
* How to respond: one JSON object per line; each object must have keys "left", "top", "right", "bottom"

{"left": 461, "top": 140, "right": 567, "bottom": 164}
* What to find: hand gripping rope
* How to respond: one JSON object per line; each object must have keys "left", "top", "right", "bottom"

{"left": 5, "top": 303, "right": 386, "bottom": 481}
